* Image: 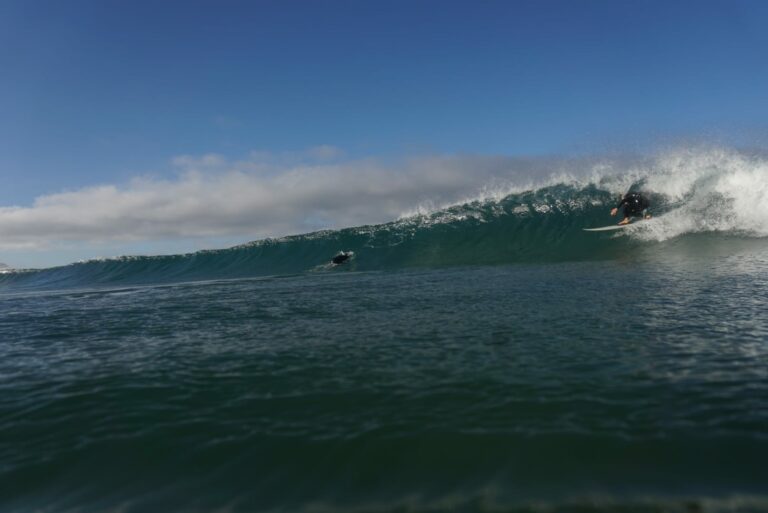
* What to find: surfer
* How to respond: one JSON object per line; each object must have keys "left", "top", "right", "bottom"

{"left": 611, "top": 192, "right": 651, "bottom": 225}
{"left": 331, "top": 251, "right": 352, "bottom": 265}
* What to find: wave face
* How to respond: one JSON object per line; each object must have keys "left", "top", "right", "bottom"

{"left": 1, "top": 148, "right": 767, "bottom": 291}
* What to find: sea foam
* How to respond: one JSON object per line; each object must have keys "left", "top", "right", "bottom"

{"left": 624, "top": 148, "right": 768, "bottom": 241}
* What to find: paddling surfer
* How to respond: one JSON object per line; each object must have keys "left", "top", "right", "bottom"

{"left": 611, "top": 192, "right": 651, "bottom": 225}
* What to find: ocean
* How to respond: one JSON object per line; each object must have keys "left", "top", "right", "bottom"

{"left": 1, "top": 151, "right": 767, "bottom": 512}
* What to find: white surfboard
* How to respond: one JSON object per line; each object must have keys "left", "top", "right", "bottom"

{"left": 583, "top": 224, "right": 631, "bottom": 232}
{"left": 583, "top": 219, "right": 647, "bottom": 232}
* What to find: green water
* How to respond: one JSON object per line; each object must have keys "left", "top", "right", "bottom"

{"left": 2, "top": 238, "right": 767, "bottom": 512}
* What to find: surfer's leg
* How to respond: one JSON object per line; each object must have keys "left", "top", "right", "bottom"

{"left": 619, "top": 206, "right": 632, "bottom": 224}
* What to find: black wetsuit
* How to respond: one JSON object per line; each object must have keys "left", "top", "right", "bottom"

{"left": 616, "top": 192, "right": 650, "bottom": 219}
{"left": 332, "top": 252, "right": 350, "bottom": 265}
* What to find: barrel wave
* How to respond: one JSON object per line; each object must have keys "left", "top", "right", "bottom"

{"left": 1, "top": 147, "right": 767, "bottom": 291}
{"left": 0, "top": 185, "right": 621, "bottom": 291}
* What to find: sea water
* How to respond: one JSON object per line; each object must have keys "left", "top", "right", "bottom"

{"left": 1, "top": 149, "right": 767, "bottom": 512}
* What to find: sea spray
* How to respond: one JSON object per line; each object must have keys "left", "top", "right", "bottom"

{"left": 635, "top": 148, "right": 768, "bottom": 240}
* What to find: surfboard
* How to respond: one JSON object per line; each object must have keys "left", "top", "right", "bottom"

{"left": 583, "top": 224, "right": 631, "bottom": 232}
{"left": 582, "top": 217, "right": 650, "bottom": 232}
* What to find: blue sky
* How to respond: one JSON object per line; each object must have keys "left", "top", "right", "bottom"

{"left": 1, "top": 0, "right": 768, "bottom": 266}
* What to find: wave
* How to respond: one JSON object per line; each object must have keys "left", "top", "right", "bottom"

{"left": 1, "top": 147, "right": 766, "bottom": 291}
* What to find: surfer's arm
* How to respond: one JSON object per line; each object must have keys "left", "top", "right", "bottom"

{"left": 610, "top": 197, "right": 626, "bottom": 216}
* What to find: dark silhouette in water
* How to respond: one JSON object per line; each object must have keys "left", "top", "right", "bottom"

{"left": 331, "top": 251, "right": 352, "bottom": 265}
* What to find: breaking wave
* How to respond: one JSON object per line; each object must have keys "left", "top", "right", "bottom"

{"left": 1, "top": 147, "right": 767, "bottom": 291}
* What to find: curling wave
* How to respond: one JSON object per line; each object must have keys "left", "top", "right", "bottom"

{"left": 1, "top": 147, "right": 766, "bottom": 291}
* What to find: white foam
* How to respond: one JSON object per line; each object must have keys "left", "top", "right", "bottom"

{"left": 628, "top": 148, "right": 768, "bottom": 241}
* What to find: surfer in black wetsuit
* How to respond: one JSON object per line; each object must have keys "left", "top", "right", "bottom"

{"left": 610, "top": 192, "right": 651, "bottom": 225}
{"left": 331, "top": 251, "right": 352, "bottom": 265}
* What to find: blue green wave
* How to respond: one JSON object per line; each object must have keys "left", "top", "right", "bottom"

{"left": 0, "top": 184, "right": 648, "bottom": 291}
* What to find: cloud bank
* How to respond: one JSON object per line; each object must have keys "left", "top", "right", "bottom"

{"left": 0, "top": 150, "right": 587, "bottom": 252}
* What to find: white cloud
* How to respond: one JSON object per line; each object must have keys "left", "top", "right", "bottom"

{"left": 0, "top": 151, "right": 581, "bottom": 253}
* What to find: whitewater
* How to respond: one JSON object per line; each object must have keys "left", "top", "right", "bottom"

{"left": 1, "top": 147, "right": 767, "bottom": 513}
